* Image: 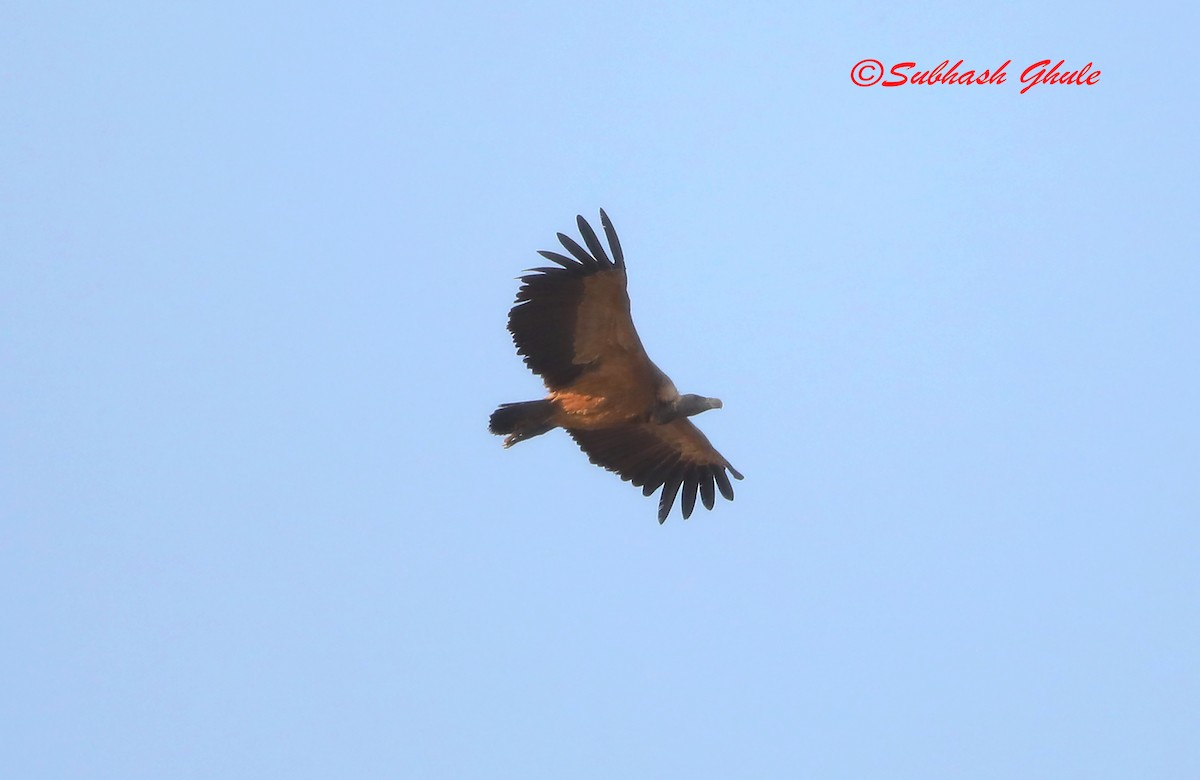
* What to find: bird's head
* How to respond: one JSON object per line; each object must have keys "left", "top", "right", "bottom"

{"left": 676, "top": 394, "right": 723, "bottom": 417}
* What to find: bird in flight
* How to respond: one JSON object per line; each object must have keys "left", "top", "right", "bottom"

{"left": 490, "top": 210, "right": 742, "bottom": 523}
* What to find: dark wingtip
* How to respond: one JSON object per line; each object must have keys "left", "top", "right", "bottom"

{"left": 556, "top": 232, "right": 598, "bottom": 270}
{"left": 700, "top": 468, "right": 716, "bottom": 510}
{"left": 714, "top": 468, "right": 735, "bottom": 501}
{"left": 658, "top": 475, "right": 683, "bottom": 523}
{"left": 536, "top": 250, "right": 581, "bottom": 270}
{"left": 576, "top": 214, "right": 613, "bottom": 268}
{"left": 599, "top": 209, "right": 625, "bottom": 269}
{"left": 681, "top": 474, "right": 699, "bottom": 519}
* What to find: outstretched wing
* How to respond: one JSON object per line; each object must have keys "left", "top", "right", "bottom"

{"left": 569, "top": 420, "right": 744, "bottom": 523}
{"left": 507, "top": 211, "right": 665, "bottom": 404}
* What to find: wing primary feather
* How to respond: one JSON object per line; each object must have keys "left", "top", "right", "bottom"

{"left": 729, "top": 465, "right": 745, "bottom": 481}
{"left": 681, "top": 470, "right": 699, "bottom": 519}
{"left": 714, "top": 468, "right": 735, "bottom": 501}
{"left": 699, "top": 467, "right": 716, "bottom": 510}
{"left": 658, "top": 475, "right": 684, "bottom": 523}
{"left": 576, "top": 215, "right": 612, "bottom": 268}
{"left": 536, "top": 250, "right": 582, "bottom": 270}
{"left": 521, "top": 266, "right": 570, "bottom": 275}
{"left": 599, "top": 209, "right": 625, "bottom": 269}
{"left": 556, "top": 233, "right": 598, "bottom": 269}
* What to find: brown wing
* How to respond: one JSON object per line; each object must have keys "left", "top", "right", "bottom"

{"left": 507, "top": 211, "right": 664, "bottom": 405}
{"left": 569, "top": 420, "right": 744, "bottom": 523}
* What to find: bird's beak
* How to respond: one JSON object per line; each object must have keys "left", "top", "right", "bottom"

{"left": 710, "top": 398, "right": 723, "bottom": 409}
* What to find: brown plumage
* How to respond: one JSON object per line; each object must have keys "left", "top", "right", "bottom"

{"left": 490, "top": 210, "right": 742, "bottom": 523}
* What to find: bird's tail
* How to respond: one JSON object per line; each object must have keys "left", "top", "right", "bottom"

{"left": 489, "top": 400, "right": 556, "bottom": 448}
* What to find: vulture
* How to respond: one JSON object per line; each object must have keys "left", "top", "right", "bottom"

{"left": 489, "top": 209, "right": 743, "bottom": 523}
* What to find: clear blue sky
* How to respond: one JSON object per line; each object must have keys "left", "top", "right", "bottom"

{"left": 3, "top": 2, "right": 1197, "bottom": 778}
